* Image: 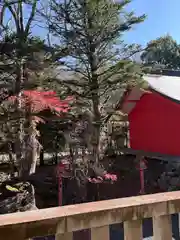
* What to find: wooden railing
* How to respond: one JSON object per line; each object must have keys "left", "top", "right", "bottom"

{"left": 1, "top": 191, "right": 180, "bottom": 240}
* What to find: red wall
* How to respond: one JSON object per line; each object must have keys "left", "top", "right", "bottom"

{"left": 129, "top": 91, "right": 180, "bottom": 156}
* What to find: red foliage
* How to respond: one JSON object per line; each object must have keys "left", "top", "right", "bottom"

{"left": 9, "top": 90, "right": 73, "bottom": 114}
{"left": 56, "top": 160, "right": 117, "bottom": 184}
{"left": 88, "top": 173, "right": 117, "bottom": 183}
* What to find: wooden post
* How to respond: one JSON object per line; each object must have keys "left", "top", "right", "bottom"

{"left": 124, "top": 219, "right": 142, "bottom": 240}
{"left": 135, "top": 154, "right": 146, "bottom": 194}
{"left": 153, "top": 215, "right": 172, "bottom": 240}
{"left": 55, "top": 232, "right": 73, "bottom": 240}
{"left": 91, "top": 226, "right": 109, "bottom": 240}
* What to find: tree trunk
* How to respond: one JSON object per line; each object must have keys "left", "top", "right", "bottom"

{"left": 18, "top": 103, "right": 39, "bottom": 178}
{"left": 86, "top": 6, "right": 101, "bottom": 163}
{"left": 15, "top": 60, "right": 26, "bottom": 178}
{"left": 26, "top": 115, "right": 39, "bottom": 176}
{"left": 8, "top": 143, "right": 17, "bottom": 177}
{"left": 29, "top": 123, "right": 38, "bottom": 175}
{"left": 90, "top": 62, "right": 101, "bottom": 163}
{"left": 98, "top": 124, "right": 110, "bottom": 160}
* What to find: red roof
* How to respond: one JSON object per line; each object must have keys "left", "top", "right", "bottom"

{"left": 121, "top": 87, "right": 149, "bottom": 115}
{"left": 121, "top": 86, "right": 180, "bottom": 156}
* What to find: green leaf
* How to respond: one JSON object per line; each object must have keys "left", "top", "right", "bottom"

{"left": 6, "top": 185, "right": 20, "bottom": 192}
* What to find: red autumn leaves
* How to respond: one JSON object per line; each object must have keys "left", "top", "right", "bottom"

{"left": 9, "top": 90, "right": 73, "bottom": 114}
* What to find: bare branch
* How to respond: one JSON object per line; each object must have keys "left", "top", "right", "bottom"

{"left": 25, "top": 0, "right": 38, "bottom": 36}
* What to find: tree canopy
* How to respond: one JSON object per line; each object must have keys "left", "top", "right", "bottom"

{"left": 141, "top": 35, "right": 180, "bottom": 70}
{"left": 45, "top": 0, "right": 146, "bottom": 161}
{"left": 0, "top": 0, "right": 146, "bottom": 182}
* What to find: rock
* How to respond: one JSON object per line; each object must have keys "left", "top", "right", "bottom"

{"left": 0, "top": 181, "right": 37, "bottom": 214}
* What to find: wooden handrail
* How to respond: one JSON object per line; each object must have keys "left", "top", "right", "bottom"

{"left": 0, "top": 191, "right": 180, "bottom": 239}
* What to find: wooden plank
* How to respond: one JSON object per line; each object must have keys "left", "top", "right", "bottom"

{"left": 0, "top": 227, "right": 26, "bottom": 240}
{"left": 0, "top": 192, "right": 179, "bottom": 237}
{"left": 91, "top": 226, "right": 109, "bottom": 240}
{"left": 153, "top": 215, "right": 172, "bottom": 240}
{"left": 55, "top": 232, "right": 73, "bottom": 240}
{"left": 124, "top": 220, "right": 142, "bottom": 240}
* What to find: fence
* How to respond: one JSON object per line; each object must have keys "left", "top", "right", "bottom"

{"left": 0, "top": 191, "right": 180, "bottom": 240}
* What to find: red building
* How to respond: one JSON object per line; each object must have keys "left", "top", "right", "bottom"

{"left": 121, "top": 74, "right": 180, "bottom": 156}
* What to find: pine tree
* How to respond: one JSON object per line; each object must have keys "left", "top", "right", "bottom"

{"left": 47, "top": 0, "right": 146, "bottom": 162}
